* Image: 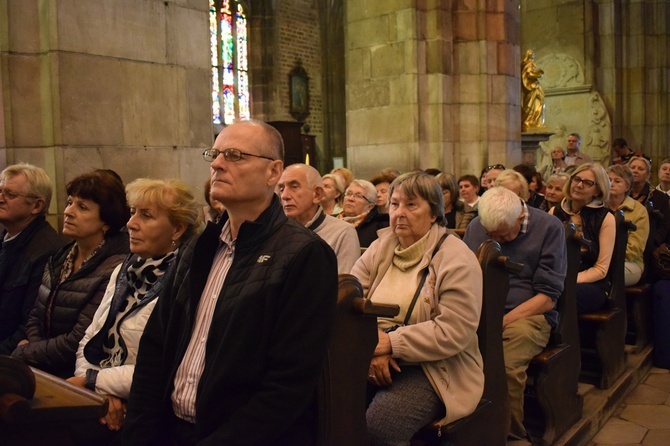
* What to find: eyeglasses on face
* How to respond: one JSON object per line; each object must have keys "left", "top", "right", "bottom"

{"left": 0, "top": 187, "right": 39, "bottom": 200}
{"left": 344, "top": 191, "right": 373, "bottom": 203}
{"left": 571, "top": 176, "right": 596, "bottom": 188}
{"left": 485, "top": 164, "right": 506, "bottom": 172}
{"left": 203, "top": 148, "right": 275, "bottom": 163}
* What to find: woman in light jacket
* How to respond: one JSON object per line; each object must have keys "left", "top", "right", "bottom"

{"left": 351, "top": 171, "right": 483, "bottom": 446}
{"left": 67, "top": 178, "right": 200, "bottom": 438}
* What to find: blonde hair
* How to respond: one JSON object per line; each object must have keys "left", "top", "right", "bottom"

{"left": 564, "top": 163, "right": 610, "bottom": 204}
{"left": 494, "top": 169, "right": 530, "bottom": 201}
{"left": 126, "top": 178, "right": 201, "bottom": 242}
{"left": 1, "top": 163, "right": 53, "bottom": 216}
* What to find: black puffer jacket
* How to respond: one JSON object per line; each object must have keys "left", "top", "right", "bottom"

{"left": 0, "top": 217, "right": 66, "bottom": 354}
{"left": 12, "top": 231, "right": 129, "bottom": 377}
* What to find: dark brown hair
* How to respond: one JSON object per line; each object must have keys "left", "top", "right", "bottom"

{"left": 66, "top": 170, "right": 130, "bottom": 237}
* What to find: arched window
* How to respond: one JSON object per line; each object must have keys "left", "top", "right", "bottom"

{"left": 210, "top": 0, "right": 249, "bottom": 125}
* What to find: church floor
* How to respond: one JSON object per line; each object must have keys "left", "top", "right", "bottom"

{"left": 508, "top": 346, "right": 670, "bottom": 446}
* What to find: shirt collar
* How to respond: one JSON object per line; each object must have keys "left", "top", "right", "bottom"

{"left": 519, "top": 199, "right": 530, "bottom": 235}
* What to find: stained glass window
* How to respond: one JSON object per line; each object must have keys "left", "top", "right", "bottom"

{"left": 210, "top": 0, "right": 249, "bottom": 125}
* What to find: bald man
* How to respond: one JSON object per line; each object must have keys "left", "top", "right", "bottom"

{"left": 278, "top": 163, "right": 360, "bottom": 273}
{"left": 123, "top": 120, "right": 338, "bottom": 446}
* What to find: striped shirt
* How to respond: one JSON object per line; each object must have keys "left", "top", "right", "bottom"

{"left": 171, "top": 221, "right": 235, "bottom": 422}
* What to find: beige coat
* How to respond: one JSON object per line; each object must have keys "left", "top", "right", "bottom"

{"left": 351, "top": 224, "right": 484, "bottom": 426}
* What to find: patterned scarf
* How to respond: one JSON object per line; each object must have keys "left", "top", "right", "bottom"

{"left": 44, "top": 240, "right": 106, "bottom": 337}
{"left": 100, "top": 250, "right": 177, "bottom": 367}
{"left": 338, "top": 210, "right": 370, "bottom": 228}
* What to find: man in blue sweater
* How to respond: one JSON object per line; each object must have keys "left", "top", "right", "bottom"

{"left": 464, "top": 186, "right": 566, "bottom": 441}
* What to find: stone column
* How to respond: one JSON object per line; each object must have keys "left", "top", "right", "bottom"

{"left": 0, "top": 0, "right": 212, "bottom": 224}
{"left": 345, "top": 0, "right": 521, "bottom": 180}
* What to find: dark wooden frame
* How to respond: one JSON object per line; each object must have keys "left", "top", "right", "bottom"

{"left": 289, "top": 62, "right": 310, "bottom": 122}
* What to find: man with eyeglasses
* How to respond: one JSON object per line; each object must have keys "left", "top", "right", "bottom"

{"left": 464, "top": 186, "right": 566, "bottom": 441}
{"left": 564, "top": 133, "right": 592, "bottom": 167}
{"left": 0, "top": 164, "right": 65, "bottom": 355}
{"left": 122, "top": 120, "right": 338, "bottom": 445}
{"left": 277, "top": 163, "right": 360, "bottom": 273}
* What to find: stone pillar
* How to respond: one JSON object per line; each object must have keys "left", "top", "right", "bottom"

{"left": 0, "top": 0, "right": 212, "bottom": 224}
{"left": 345, "top": 0, "right": 521, "bottom": 180}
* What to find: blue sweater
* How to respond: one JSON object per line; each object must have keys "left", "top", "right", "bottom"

{"left": 463, "top": 207, "right": 567, "bottom": 328}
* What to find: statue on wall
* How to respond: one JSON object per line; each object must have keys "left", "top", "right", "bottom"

{"left": 521, "top": 50, "right": 547, "bottom": 132}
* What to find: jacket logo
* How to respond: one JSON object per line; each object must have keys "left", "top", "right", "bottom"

{"left": 257, "top": 255, "right": 271, "bottom": 263}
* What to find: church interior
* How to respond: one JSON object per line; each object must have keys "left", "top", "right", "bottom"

{"left": 1, "top": 2, "right": 670, "bottom": 445}
{"left": 1, "top": 0, "right": 667, "bottom": 222}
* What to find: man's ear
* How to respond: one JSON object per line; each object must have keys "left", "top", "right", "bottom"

{"left": 266, "top": 160, "right": 284, "bottom": 187}
{"left": 313, "top": 186, "right": 325, "bottom": 204}
{"left": 30, "top": 198, "right": 46, "bottom": 216}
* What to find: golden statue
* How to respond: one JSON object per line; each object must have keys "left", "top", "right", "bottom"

{"left": 521, "top": 50, "right": 546, "bottom": 132}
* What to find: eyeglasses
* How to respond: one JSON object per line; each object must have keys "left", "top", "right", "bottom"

{"left": 344, "top": 192, "right": 373, "bottom": 203}
{"left": 485, "top": 164, "right": 506, "bottom": 172}
{"left": 571, "top": 176, "right": 597, "bottom": 188}
{"left": 0, "top": 187, "right": 39, "bottom": 200}
{"left": 203, "top": 148, "right": 275, "bottom": 163}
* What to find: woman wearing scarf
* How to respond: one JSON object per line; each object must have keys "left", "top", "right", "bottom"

{"left": 12, "top": 170, "right": 130, "bottom": 377}
{"left": 67, "top": 178, "right": 199, "bottom": 440}
{"left": 339, "top": 179, "right": 389, "bottom": 247}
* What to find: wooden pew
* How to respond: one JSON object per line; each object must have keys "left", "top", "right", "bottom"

{"left": 317, "top": 274, "right": 399, "bottom": 446}
{"left": 625, "top": 202, "right": 661, "bottom": 352}
{"left": 411, "top": 240, "right": 513, "bottom": 446}
{"left": 0, "top": 356, "right": 108, "bottom": 446}
{"left": 578, "top": 210, "right": 629, "bottom": 389}
{"left": 524, "top": 222, "right": 584, "bottom": 445}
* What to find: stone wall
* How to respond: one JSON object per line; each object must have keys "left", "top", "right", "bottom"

{"left": 0, "top": 0, "right": 212, "bottom": 221}
{"left": 521, "top": 0, "right": 669, "bottom": 179}
{"left": 346, "top": 0, "right": 521, "bottom": 181}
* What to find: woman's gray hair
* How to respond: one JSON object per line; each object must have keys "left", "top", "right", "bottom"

{"left": 322, "top": 173, "right": 345, "bottom": 196}
{"left": 606, "top": 164, "right": 633, "bottom": 194}
{"left": 494, "top": 169, "right": 530, "bottom": 201}
{"left": 388, "top": 171, "right": 446, "bottom": 226}
{"left": 546, "top": 173, "right": 570, "bottom": 188}
{"left": 347, "top": 179, "right": 377, "bottom": 204}
{"left": 478, "top": 187, "right": 522, "bottom": 232}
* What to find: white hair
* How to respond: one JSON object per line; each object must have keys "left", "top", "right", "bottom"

{"left": 478, "top": 187, "right": 523, "bottom": 232}
{"left": 348, "top": 179, "right": 377, "bottom": 203}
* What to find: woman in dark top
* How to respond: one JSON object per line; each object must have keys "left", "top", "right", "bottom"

{"left": 550, "top": 164, "right": 615, "bottom": 313}
{"left": 436, "top": 172, "right": 475, "bottom": 230}
{"left": 628, "top": 156, "right": 670, "bottom": 250}
{"left": 12, "top": 170, "right": 130, "bottom": 377}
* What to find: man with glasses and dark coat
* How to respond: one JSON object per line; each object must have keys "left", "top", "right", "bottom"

{"left": 122, "top": 120, "right": 338, "bottom": 446}
{"left": 0, "top": 164, "right": 65, "bottom": 355}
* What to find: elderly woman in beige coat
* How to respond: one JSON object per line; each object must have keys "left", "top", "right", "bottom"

{"left": 351, "top": 171, "right": 484, "bottom": 446}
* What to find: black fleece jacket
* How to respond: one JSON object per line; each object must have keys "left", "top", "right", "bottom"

{"left": 122, "top": 196, "right": 338, "bottom": 446}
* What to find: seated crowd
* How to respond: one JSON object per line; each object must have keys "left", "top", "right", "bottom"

{"left": 1, "top": 122, "right": 669, "bottom": 446}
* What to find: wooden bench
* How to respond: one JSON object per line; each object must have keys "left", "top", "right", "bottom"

{"left": 317, "top": 273, "right": 399, "bottom": 446}
{"left": 578, "top": 210, "right": 629, "bottom": 389}
{"left": 0, "top": 356, "right": 108, "bottom": 446}
{"left": 524, "top": 222, "right": 584, "bottom": 445}
{"left": 410, "top": 240, "right": 514, "bottom": 446}
{"left": 625, "top": 202, "right": 662, "bottom": 352}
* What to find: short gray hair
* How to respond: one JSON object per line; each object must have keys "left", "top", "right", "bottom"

{"left": 389, "top": 171, "right": 445, "bottom": 226}
{"left": 478, "top": 187, "right": 522, "bottom": 232}
{"left": 284, "top": 164, "right": 323, "bottom": 189}
{"left": 347, "top": 179, "right": 377, "bottom": 203}
{"left": 1, "top": 163, "right": 53, "bottom": 216}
